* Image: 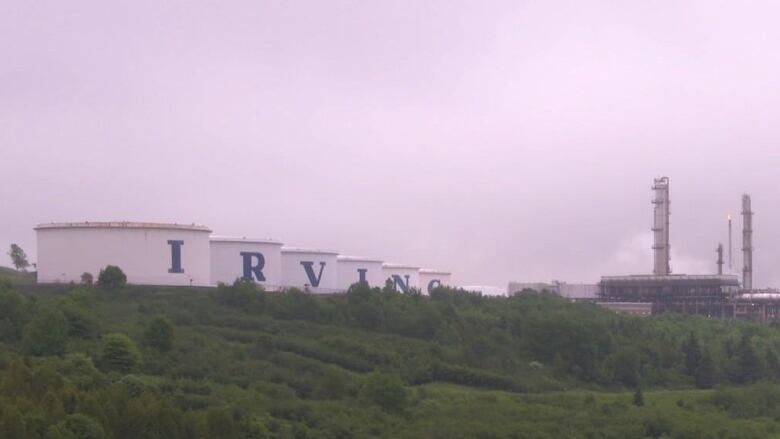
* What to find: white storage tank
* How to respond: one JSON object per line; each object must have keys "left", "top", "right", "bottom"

{"left": 281, "top": 247, "right": 339, "bottom": 293}
{"left": 35, "top": 221, "right": 211, "bottom": 286}
{"left": 210, "top": 236, "right": 283, "bottom": 289}
{"left": 419, "top": 269, "right": 452, "bottom": 294}
{"left": 382, "top": 263, "right": 420, "bottom": 293}
{"left": 336, "top": 256, "right": 384, "bottom": 290}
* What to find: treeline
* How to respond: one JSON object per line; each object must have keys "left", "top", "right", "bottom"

{"left": 3, "top": 274, "right": 780, "bottom": 437}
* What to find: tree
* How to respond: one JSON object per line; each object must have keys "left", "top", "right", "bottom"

{"left": 81, "top": 272, "right": 94, "bottom": 285}
{"left": 47, "top": 414, "right": 105, "bottom": 439}
{"left": 97, "top": 266, "right": 126, "bottom": 290}
{"left": 23, "top": 307, "right": 69, "bottom": 356}
{"left": 633, "top": 387, "right": 645, "bottom": 407}
{"left": 362, "top": 371, "right": 408, "bottom": 413}
{"left": 142, "top": 318, "right": 174, "bottom": 352}
{"left": 7, "top": 244, "right": 29, "bottom": 272}
{"left": 683, "top": 333, "right": 702, "bottom": 377}
{"left": 100, "top": 333, "right": 141, "bottom": 373}
{"left": 695, "top": 348, "right": 717, "bottom": 389}
{"left": 60, "top": 296, "right": 99, "bottom": 339}
{"left": 735, "top": 335, "right": 763, "bottom": 383}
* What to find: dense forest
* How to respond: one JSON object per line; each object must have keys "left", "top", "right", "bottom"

{"left": 3, "top": 267, "right": 780, "bottom": 438}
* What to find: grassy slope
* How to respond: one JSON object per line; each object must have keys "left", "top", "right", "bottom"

{"left": 0, "top": 266, "right": 35, "bottom": 284}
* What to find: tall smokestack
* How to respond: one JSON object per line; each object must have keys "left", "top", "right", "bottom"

{"left": 652, "top": 177, "right": 671, "bottom": 275}
{"left": 728, "top": 214, "right": 733, "bottom": 273}
{"left": 742, "top": 194, "right": 753, "bottom": 290}
{"left": 716, "top": 243, "right": 724, "bottom": 275}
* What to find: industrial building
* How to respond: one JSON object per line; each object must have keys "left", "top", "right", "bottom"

{"left": 598, "top": 177, "right": 780, "bottom": 321}
{"left": 34, "top": 221, "right": 452, "bottom": 294}
{"left": 508, "top": 281, "right": 598, "bottom": 299}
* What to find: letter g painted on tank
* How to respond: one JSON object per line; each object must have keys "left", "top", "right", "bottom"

{"left": 168, "top": 240, "right": 184, "bottom": 273}
{"left": 427, "top": 279, "right": 442, "bottom": 294}
{"left": 241, "top": 252, "right": 266, "bottom": 282}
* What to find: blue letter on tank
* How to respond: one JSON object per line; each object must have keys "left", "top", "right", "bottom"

{"left": 167, "top": 240, "right": 184, "bottom": 273}
{"left": 241, "top": 252, "right": 266, "bottom": 282}
{"left": 390, "top": 274, "right": 411, "bottom": 293}
{"left": 427, "top": 279, "right": 442, "bottom": 294}
{"left": 357, "top": 268, "right": 368, "bottom": 284}
{"left": 300, "top": 261, "right": 326, "bottom": 287}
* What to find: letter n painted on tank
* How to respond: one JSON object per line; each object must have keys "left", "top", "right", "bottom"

{"left": 167, "top": 240, "right": 184, "bottom": 273}
{"left": 300, "top": 261, "right": 326, "bottom": 287}
{"left": 241, "top": 252, "right": 266, "bottom": 282}
{"left": 357, "top": 268, "right": 368, "bottom": 284}
{"left": 392, "top": 274, "right": 410, "bottom": 293}
{"left": 427, "top": 279, "right": 442, "bottom": 294}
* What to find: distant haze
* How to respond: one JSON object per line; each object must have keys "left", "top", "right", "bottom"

{"left": 2, "top": 1, "right": 780, "bottom": 288}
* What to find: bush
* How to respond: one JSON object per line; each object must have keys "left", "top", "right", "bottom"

{"left": 81, "top": 272, "right": 94, "bottom": 285}
{"left": 97, "top": 265, "right": 126, "bottom": 290}
{"left": 100, "top": 333, "right": 141, "bottom": 373}
{"left": 23, "top": 307, "right": 69, "bottom": 356}
{"left": 362, "top": 371, "right": 408, "bottom": 414}
{"left": 143, "top": 317, "right": 175, "bottom": 352}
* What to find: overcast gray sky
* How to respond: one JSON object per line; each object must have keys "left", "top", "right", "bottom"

{"left": 2, "top": 1, "right": 780, "bottom": 288}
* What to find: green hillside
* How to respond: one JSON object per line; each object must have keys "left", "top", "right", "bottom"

{"left": 1, "top": 277, "right": 780, "bottom": 437}
{"left": 0, "top": 266, "right": 35, "bottom": 284}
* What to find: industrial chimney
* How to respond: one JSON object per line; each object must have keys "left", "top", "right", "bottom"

{"left": 742, "top": 194, "right": 753, "bottom": 290}
{"left": 652, "top": 177, "right": 671, "bottom": 275}
{"left": 716, "top": 243, "right": 724, "bottom": 275}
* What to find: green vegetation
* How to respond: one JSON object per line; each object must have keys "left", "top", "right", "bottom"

{"left": 0, "top": 266, "right": 35, "bottom": 284}
{"left": 3, "top": 272, "right": 780, "bottom": 437}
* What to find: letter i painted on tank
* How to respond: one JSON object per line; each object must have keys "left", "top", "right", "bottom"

{"left": 391, "top": 274, "right": 410, "bottom": 293}
{"left": 427, "top": 279, "right": 442, "bottom": 294}
{"left": 300, "top": 261, "right": 326, "bottom": 287}
{"left": 241, "top": 252, "right": 266, "bottom": 282}
{"left": 357, "top": 268, "right": 368, "bottom": 284}
{"left": 167, "top": 240, "right": 185, "bottom": 273}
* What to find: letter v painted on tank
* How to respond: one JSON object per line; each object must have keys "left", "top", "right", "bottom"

{"left": 241, "top": 252, "right": 266, "bottom": 282}
{"left": 391, "top": 274, "right": 411, "bottom": 293}
{"left": 300, "top": 261, "right": 326, "bottom": 287}
{"left": 168, "top": 240, "right": 185, "bottom": 273}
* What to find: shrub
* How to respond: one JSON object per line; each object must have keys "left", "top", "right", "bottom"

{"left": 362, "top": 371, "right": 408, "bottom": 414}
{"left": 143, "top": 317, "right": 175, "bottom": 352}
{"left": 23, "top": 307, "right": 69, "bottom": 356}
{"left": 100, "top": 333, "right": 141, "bottom": 373}
{"left": 97, "top": 265, "right": 126, "bottom": 290}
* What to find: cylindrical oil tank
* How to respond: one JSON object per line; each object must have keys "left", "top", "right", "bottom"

{"left": 382, "top": 263, "right": 420, "bottom": 293}
{"left": 35, "top": 221, "right": 211, "bottom": 286}
{"left": 336, "top": 256, "right": 384, "bottom": 290}
{"left": 281, "top": 247, "right": 339, "bottom": 293}
{"left": 418, "top": 269, "right": 452, "bottom": 294}
{"left": 210, "top": 236, "right": 283, "bottom": 289}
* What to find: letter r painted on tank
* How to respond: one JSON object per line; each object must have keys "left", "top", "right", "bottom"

{"left": 391, "top": 274, "right": 411, "bottom": 293}
{"left": 427, "top": 279, "right": 442, "bottom": 294}
{"left": 167, "top": 240, "right": 184, "bottom": 273}
{"left": 357, "top": 268, "right": 368, "bottom": 284}
{"left": 241, "top": 252, "right": 266, "bottom": 282}
{"left": 300, "top": 261, "right": 326, "bottom": 287}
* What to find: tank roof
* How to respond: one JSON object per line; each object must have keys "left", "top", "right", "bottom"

{"left": 383, "top": 263, "right": 420, "bottom": 270}
{"left": 420, "top": 268, "right": 451, "bottom": 275}
{"left": 34, "top": 221, "right": 211, "bottom": 232}
{"left": 337, "top": 255, "right": 383, "bottom": 263}
{"left": 281, "top": 246, "right": 339, "bottom": 255}
{"left": 210, "top": 236, "right": 283, "bottom": 245}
